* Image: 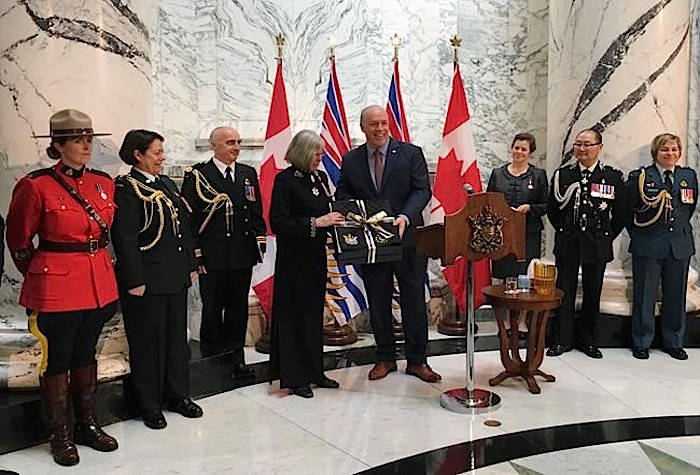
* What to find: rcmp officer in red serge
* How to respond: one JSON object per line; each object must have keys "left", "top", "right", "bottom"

{"left": 111, "top": 129, "right": 203, "bottom": 430}
{"left": 626, "top": 133, "right": 697, "bottom": 361}
{"left": 547, "top": 128, "right": 626, "bottom": 359}
{"left": 180, "top": 126, "right": 266, "bottom": 378}
{"left": 6, "top": 109, "right": 119, "bottom": 466}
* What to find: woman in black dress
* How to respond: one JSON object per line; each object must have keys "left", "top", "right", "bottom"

{"left": 487, "top": 132, "right": 548, "bottom": 278}
{"left": 269, "top": 130, "right": 344, "bottom": 398}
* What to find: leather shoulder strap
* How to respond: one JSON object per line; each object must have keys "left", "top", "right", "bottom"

{"left": 47, "top": 169, "right": 109, "bottom": 236}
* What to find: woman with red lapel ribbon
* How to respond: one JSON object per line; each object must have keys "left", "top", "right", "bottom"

{"left": 6, "top": 109, "right": 119, "bottom": 466}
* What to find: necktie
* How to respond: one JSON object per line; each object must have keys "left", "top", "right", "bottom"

{"left": 373, "top": 149, "right": 383, "bottom": 190}
{"left": 664, "top": 170, "right": 673, "bottom": 191}
{"left": 225, "top": 166, "right": 233, "bottom": 183}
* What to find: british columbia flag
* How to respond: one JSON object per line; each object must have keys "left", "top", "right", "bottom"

{"left": 319, "top": 56, "right": 368, "bottom": 325}
{"left": 386, "top": 58, "right": 410, "bottom": 143}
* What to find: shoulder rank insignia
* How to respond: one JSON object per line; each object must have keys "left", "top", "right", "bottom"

{"left": 184, "top": 166, "right": 193, "bottom": 173}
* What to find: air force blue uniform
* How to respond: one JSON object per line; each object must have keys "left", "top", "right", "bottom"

{"left": 626, "top": 164, "right": 697, "bottom": 349}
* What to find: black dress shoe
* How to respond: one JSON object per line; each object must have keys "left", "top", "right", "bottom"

{"left": 312, "top": 375, "right": 340, "bottom": 389}
{"left": 663, "top": 348, "right": 688, "bottom": 360}
{"left": 143, "top": 410, "right": 167, "bottom": 429}
{"left": 232, "top": 363, "right": 255, "bottom": 379}
{"left": 578, "top": 344, "right": 603, "bottom": 359}
{"left": 291, "top": 385, "right": 313, "bottom": 398}
{"left": 166, "top": 398, "right": 203, "bottom": 418}
{"left": 632, "top": 347, "right": 649, "bottom": 360}
{"left": 546, "top": 344, "right": 572, "bottom": 357}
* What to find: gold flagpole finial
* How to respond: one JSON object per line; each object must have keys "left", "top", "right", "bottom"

{"left": 391, "top": 33, "right": 402, "bottom": 61}
{"left": 275, "top": 33, "right": 285, "bottom": 60}
{"left": 450, "top": 35, "right": 462, "bottom": 64}
{"left": 329, "top": 35, "right": 336, "bottom": 60}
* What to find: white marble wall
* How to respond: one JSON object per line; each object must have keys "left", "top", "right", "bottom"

{"left": 0, "top": 0, "right": 156, "bottom": 387}
{"left": 152, "top": 0, "right": 549, "bottom": 181}
{"left": 547, "top": 0, "right": 690, "bottom": 174}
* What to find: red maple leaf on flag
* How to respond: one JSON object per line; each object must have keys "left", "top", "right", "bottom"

{"left": 433, "top": 149, "right": 468, "bottom": 215}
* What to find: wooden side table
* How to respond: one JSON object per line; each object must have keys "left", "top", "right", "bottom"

{"left": 483, "top": 285, "right": 563, "bottom": 394}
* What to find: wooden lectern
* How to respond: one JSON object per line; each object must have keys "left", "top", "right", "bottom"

{"left": 416, "top": 191, "right": 525, "bottom": 413}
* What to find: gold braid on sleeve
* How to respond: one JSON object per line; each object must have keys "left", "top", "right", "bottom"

{"left": 125, "top": 176, "right": 180, "bottom": 251}
{"left": 633, "top": 168, "right": 673, "bottom": 227}
{"left": 191, "top": 169, "right": 234, "bottom": 234}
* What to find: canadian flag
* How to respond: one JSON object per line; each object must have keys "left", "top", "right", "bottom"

{"left": 252, "top": 59, "right": 292, "bottom": 318}
{"left": 430, "top": 63, "right": 490, "bottom": 313}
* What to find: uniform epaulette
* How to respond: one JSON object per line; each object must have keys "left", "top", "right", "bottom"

{"left": 183, "top": 166, "right": 193, "bottom": 173}
{"left": 27, "top": 168, "right": 52, "bottom": 179}
{"left": 602, "top": 163, "right": 621, "bottom": 172}
{"left": 86, "top": 168, "right": 112, "bottom": 179}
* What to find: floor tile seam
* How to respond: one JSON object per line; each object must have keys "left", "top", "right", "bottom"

{"left": 234, "top": 389, "right": 372, "bottom": 470}
{"left": 554, "top": 356, "right": 645, "bottom": 417}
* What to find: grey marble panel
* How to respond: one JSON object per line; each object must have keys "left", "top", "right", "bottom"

{"left": 152, "top": 0, "right": 549, "bottom": 183}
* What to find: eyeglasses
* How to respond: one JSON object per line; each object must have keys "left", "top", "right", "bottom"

{"left": 573, "top": 142, "right": 601, "bottom": 149}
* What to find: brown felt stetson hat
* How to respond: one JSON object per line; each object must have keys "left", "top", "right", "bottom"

{"left": 32, "top": 109, "right": 111, "bottom": 138}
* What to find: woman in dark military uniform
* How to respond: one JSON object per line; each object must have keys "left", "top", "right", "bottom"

{"left": 112, "top": 130, "right": 203, "bottom": 429}
{"left": 269, "top": 130, "right": 344, "bottom": 398}
{"left": 627, "top": 133, "right": 697, "bottom": 360}
{"left": 6, "top": 109, "right": 118, "bottom": 466}
{"left": 486, "top": 132, "right": 548, "bottom": 278}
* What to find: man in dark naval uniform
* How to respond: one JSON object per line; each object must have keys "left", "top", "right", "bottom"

{"left": 180, "top": 126, "right": 266, "bottom": 378}
{"left": 547, "top": 129, "right": 626, "bottom": 359}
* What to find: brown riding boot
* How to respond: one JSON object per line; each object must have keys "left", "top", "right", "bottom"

{"left": 71, "top": 364, "right": 118, "bottom": 452}
{"left": 40, "top": 373, "right": 79, "bottom": 466}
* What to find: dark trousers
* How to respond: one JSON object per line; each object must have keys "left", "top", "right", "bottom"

{"left": 30, "top": 302, "right": 117, "bottom": 376}
{"left": 554, "top": 257, "right": 606, "bottom": 347}
{"left": 362, "top": 246, "right": 428, "bottom": 365}
{"left": 632, "top": 254, "right": 689, "bottom": 349}
{"left": 122, "top": 289, "right": 190, "bottom": 412}
{"left": 198, "top": 267, "right": 252, "bottom": 362}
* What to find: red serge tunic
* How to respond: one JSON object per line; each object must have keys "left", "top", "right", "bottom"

{"left": 6, "top": 163, "right": 119, "bottom": 312}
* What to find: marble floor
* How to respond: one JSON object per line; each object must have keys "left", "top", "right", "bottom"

{"left": 478, "top": 436, "right": 700, "bottom": 474}
{"left": 0, "top": 348, "right": 698, "bottom": 474}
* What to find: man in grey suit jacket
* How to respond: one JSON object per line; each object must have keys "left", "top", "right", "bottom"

{"left": 336, "top": 105, "right": 441, "bottom": 382}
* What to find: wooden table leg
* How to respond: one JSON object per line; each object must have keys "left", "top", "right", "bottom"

{"left": 489, "top": 371, "right": 520, "bottom": 387}
{"left": 529, "top": 310, "right": 550, "bottom": 373}
{"left": 534, "top": 369, "right": 556, "bottom": 382}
